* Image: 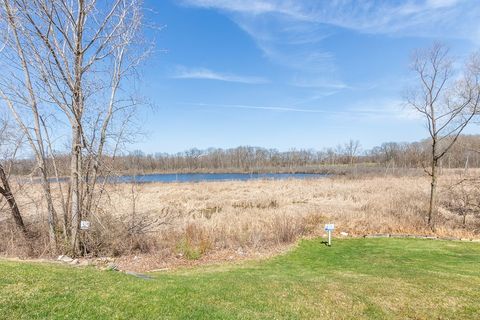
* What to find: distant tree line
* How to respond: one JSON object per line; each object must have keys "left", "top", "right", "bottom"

{"left": 104, "top": 135, "right": 480, "bottom": 173}
{"left": 9, "top": 135, "right": 480, "bottom": 176}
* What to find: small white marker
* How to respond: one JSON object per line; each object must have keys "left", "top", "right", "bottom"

{"left": 324, "top": 224, "right": 335, "bottom": 246}
{"left": 80, "top": 220, "right": 90, "bottom": 230}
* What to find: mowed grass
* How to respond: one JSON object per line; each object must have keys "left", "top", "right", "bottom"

{"left": 1, "top": 238, "right": 479, "bottom": 319}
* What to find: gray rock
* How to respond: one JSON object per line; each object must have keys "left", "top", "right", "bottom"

{"left": 78, "top": 260, "right": 89, "bottom": 267}
{"left": 59, "top": 255, "right": 74, "bottom": 263}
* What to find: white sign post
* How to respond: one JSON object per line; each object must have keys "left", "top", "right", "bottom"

{"left": 80, "top": 220, "right": 90, "bottom": 230}
{"left": 324, "top": 224, "right": 335, "bottom": 246}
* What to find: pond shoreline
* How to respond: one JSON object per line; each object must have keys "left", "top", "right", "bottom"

{"left": 112, "top": 172, "right": 329, "bottom": 183}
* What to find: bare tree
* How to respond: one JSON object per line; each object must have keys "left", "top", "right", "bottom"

{"left": 344, "top": 139, "right": 361, "bottom": 166}
{"left": 406, "top": 43, "right": 480, "bottom": 228}
{"left": 0, "top": 0, "right": 146, "bottom": 254}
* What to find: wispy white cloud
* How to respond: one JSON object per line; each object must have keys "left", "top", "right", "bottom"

{"left": 426, "top": 0, "right": 461, "bottom": 9}
{"left": 178, "top": 100, "right": 423, "bottom": 121}
{"left": 180, "top": 102, "right": 333, "bottom": 114}
{"left": 345, "top": 99, "right": 424, "bottom": 121}
{"left": 179, "top": 0, "right": 480, "bottom": 103}
{"left": 179, "top": 0, "right": 338, "bottom": 88}
{"left": 172, "top": 66, "right": 268, "bottom": 84}
{"left": 229, "top": 14, "right": 342, "bottom": 91}
{"left": 181, "top": 0, "right": 475, "bottom": 39}
{"left": 290, "top": 77, "right": 351, "bottom": 90}
{"left": 179, "top": 0, "right": 306, "bottom": 18}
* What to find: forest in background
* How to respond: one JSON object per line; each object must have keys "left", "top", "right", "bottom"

{"left": 9, "top": 135, "right": 480, "bottom": 176}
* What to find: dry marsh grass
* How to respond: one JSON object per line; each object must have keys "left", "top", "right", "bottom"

{"left": 101, "top": 174, "right": 480, "bottom": 258}
{"left": 2, "top": 173, "right": 480, "bottom": 265}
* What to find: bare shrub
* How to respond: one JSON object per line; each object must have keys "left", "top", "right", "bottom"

{"left": 0, "top": 220, "right": 33, "bottom": 257}
{"left": 62, "top": 210, "right": 165, "bottom": 257}
{"left": 302, "top": 213, "right": 327, "bottom": 234}
{"left": 175, "top": 223, "right": 212, "bottom": 260}
{"left": 441, "top": 179, "right": 480, "bottom": 230}
{"left": 0, "top": 217, "right": 57, "bottom": 258}
{"left": 270, "top": 214, "right": 304, "bottom": 244}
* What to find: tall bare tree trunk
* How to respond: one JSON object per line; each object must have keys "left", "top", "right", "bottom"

{"left": 70, "top": 126, "right": 82, "bottom": 254}
{"left": 39, "top": 166, "right": 58, "bottom": 250}
{"left": 427, "top": 156, "right": 437, "bottom": 228}
{"left": 0, "top": 163, "right": 27, "bottom": 236}
{"left": 2, "top": 0, "right": 58, "bottom": 250}
{"left": 427, "top": 121, "right": 438, "bottom": 229}
{"left": 69, "top": 0, "right": 85, "bottom": 255}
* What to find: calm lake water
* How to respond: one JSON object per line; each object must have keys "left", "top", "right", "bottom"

{"left": 114, "top": 173, "right": 327, "bottom": 183}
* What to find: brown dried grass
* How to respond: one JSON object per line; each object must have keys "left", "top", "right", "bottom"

{"left": 2, "top": 172, "right": 479, "bottom": 261}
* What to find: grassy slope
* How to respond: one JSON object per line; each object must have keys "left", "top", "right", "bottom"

{"left": 1, "top": 238, "right": 479, "bottom": 319}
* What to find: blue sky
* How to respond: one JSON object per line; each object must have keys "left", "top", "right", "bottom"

{"left": 136, "top": 0, "right": 480, "bottom": 153}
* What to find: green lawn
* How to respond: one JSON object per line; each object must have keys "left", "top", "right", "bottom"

{"left": 1, "top": 238, "right": 479, "bottom": 319}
